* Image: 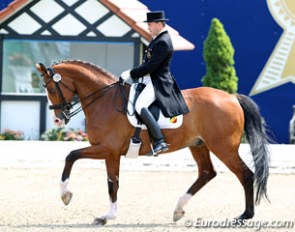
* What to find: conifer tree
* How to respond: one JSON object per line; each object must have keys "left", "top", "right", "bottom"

{"left": 202, "top": 18, "right": 238, "bottom": 94}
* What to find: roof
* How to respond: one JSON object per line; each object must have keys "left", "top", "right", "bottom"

{"left": 0, "top": 0, "right": 195, "bottom": 51}
{"left": 100, "top": 0, "right": 195, "bottom": 50}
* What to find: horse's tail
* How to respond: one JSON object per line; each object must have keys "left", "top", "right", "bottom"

{"left": 236, "top": 94, "right": 270, "bottom": 204}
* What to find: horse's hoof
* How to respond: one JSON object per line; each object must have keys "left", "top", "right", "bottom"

{"left": 92, "top": 217, "right": 107, "bottom": 226}
{"left": 61, "top": 191, "right": 73, "bottom": 206}
{"left": 173, "top": 210, "right": 185, "bottom": 222}
{"left": 234, "top": 211, "right": 254, "bottom": 221}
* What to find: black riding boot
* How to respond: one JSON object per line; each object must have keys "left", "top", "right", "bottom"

{"left": 140, "top": 108, "right": 169, "bottom": 154}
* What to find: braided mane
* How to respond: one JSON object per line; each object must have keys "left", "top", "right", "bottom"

{"left": 53, "top": 60, "right": 118, "bottom": 81}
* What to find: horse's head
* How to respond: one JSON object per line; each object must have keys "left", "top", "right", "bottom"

{"left": 36, "top": 63, "right": 76, "bottom": 127}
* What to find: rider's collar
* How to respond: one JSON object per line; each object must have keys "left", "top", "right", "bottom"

{"left": 152, "top": 29, "right": 167, "bottom": 40}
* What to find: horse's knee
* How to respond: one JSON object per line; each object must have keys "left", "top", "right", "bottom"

{"left": 210, "top": 170, "right": 217, "bottom": 179}
{"left": 65, "top": 150, "right": 80, "bottom": 163}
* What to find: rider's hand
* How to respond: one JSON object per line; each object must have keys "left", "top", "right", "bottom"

{"left": 121, "top": 70, "right": 130, "bottom": 80}
{"left": 120, "top": 69, "right": 131, "bottom": 84}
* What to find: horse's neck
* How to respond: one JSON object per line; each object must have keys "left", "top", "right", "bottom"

{"left": 69, "top": 67, "right": 118, "bottom": 115}
{"left": 83, "top": 83, "right": 130, "bottom": 125}
{"left": 71, "top": 68, "right": 116, "bottom": 99}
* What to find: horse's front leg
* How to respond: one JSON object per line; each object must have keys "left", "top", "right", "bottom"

{"left": 93, "top": 158, "right": 120, "bottom": 226}
{"left": 60, "top": 145, "right": 109, "bottom": 206}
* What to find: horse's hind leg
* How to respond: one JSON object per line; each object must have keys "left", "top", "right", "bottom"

{"left": 173, "top": 145, "right": 216, "bottom": 222}
{"left": 215, "top": 150, "right": 254, "bottom": 221}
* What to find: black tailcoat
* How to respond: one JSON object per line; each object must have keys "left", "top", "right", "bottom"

{"left": 130, "top": 31, "right": 189, "bottom": 117}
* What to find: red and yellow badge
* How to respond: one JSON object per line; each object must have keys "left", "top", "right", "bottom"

{"left": 169, "top": 116, "right": 177, "bottom": 124}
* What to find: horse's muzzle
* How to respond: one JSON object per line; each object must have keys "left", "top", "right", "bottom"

{"left": 54, "top": 112, "right": 70, "bottom": 126}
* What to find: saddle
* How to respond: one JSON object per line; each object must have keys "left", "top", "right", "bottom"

{"left": 127, "top": 82, "right": 183, "bottom": 130}
{"left": 125, "top": 82, "right": 183, "bottom": 158}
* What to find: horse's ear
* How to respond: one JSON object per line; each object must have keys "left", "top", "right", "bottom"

{"left": 35, "top": 63, "right": 47, "bottom": 75}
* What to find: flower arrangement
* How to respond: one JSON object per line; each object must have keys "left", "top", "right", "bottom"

{"left": 8, "top": 53, "right": 32, "bottom": 66}
{"left": 0, "top": 129, "right": 24, "bottom": 140}
{"left": 41, "top": 128, "right": 88, "bottom": 141}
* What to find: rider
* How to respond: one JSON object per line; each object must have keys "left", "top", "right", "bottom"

{"left": 121, "top": 11, "right": 189, "bottom": 155}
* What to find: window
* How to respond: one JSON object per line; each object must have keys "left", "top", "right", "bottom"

{"left": 2, "top": 39, "right": 134, "bottom": 94}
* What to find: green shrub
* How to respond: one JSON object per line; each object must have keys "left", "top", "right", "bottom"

{"left": 202, "top": 18, "right": 238, "bottom": 94}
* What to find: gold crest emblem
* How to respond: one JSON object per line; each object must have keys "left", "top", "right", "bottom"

{"left": 146, "top": 48, "right": 152, "bottom": 59}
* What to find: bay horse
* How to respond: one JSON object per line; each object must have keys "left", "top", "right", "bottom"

{"left": 36, "top": 60, "right": 270, "bottom": 226}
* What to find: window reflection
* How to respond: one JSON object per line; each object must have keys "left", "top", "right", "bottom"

{"left": 2, "top": 40, "right": 134, "bottom": 94}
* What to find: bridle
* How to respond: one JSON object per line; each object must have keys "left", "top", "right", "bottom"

{"left": 43, "top": 68, "right": 77, "bottom": 122}
{"left": 43, "top": 67, "right": 127, "bottom": 123}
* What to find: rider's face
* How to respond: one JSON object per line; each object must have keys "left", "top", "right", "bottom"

{"left": 147, "top": 22, "right": 164, "bottom": 37}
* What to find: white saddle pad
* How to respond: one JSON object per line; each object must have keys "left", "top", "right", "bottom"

{"left": 126, "top": 82, "right": 183, "bottom": 129}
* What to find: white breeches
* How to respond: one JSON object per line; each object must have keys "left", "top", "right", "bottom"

{"left": 135, "top": 75, "right": 156, "bottom": 114}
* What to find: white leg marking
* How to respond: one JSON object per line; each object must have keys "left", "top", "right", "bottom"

{"left": 60, "top": 178, "right": 73, "bottom": 206}
{"left": 173, "top": 193, "right": 192, "bottom": 222}
{"left": 60, "top": 178, "right": 70, "bottom": 196}
{"left": 175, "top": 193, "right": 192, "bottom": 211}
{"left": 99, "top": 201, "right": 117, "bottom": 220}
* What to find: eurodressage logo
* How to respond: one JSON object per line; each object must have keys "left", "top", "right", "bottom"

{"left": 250, "top": 0, "right": 295, "bottom": 96}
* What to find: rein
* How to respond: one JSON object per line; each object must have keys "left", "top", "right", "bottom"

{"left": 69, "top": 80, "right": 127, "bottom": 118}
{"left": 44, "top": 67, "right": 128, "bottom": 120}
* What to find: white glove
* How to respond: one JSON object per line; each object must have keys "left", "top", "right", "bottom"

{"left": 120, "top": 69, "right": 133, "bottom": 84}
{"left": 121, "top": 70, "right": 131, "bottom": 80}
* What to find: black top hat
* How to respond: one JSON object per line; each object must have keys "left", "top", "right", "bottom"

{"left": 144, "top": 11, "right": 169, "bottom": 22}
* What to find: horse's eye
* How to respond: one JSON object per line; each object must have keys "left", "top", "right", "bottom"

{"left": 47, "top": 87, "right": 55, "bottom": 94}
